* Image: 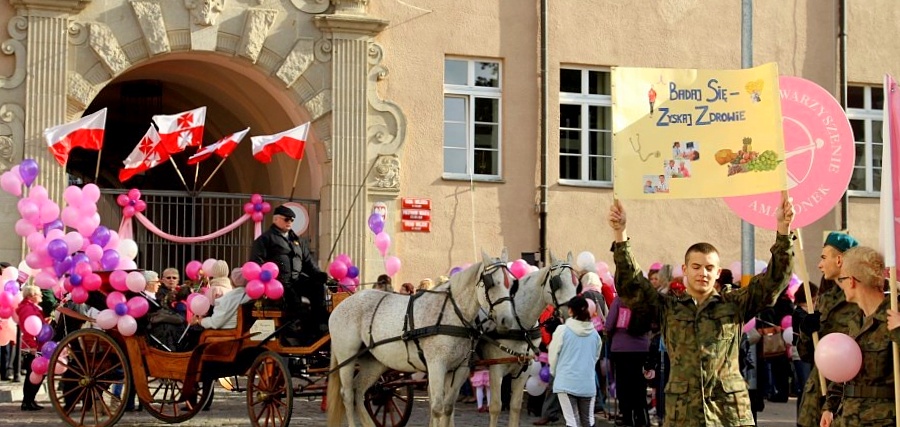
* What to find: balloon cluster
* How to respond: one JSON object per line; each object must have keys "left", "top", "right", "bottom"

{"left": 0, "top": 158, "right": 38, "bottom": 196}
{"left": 367, "top": 212, "right": 401, "bottom": 278}
{"left": 184, "top": 258, "right": 220, "bottom": 282}
{"left": 242, "top": 261, "right": 284, "bottom": 300}
{"left": 243, "top": 194, "right": 272, "bottom": 223}
{"left": 524, "top": 353, "right": 551, "bottom": 396}
{"left": 576, "top": 251, "right": 613, "bottom": 284}
{"left": 0, "top": 268, "right": 22, "bottom": 319}
{"left": 116, "top": 189, "right": 147, "bottom": 218}
{"left": 328, "top": 254, "right": 360, "bottom": 292}
{"left": 95, "top": 290, "right": 147, "bottom": 337}
{"left": 22, "top": 313, "right": 59, "bottom": 385}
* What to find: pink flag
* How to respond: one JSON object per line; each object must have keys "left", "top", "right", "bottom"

{"left": 153, "top": 107, "right": 206, "bottom": 154}
{"left": 879, "top": 74, "right": 900, "bottom": 269}
{"left": 43, "top": 108, "right": 107, "bottom": 166}
{"left": 251, "top": 122, "right": 309, "bottom": 164}
{"left": 119, "top": 126, "right": 168, "bottom": 183}
{"left": 187, "top": 128, "right": 249, "bottom": 165}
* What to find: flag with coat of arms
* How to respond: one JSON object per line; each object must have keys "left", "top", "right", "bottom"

{"left": 153, "top": 107, "right": 206, "bottom": 154}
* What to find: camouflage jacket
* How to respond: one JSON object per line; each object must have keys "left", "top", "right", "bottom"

{"left": 612, "top": 233, "right": 793, "bottom": 427}
{"left": 796, "top": 283, "right": 862, "bottom": 427}
{"left": 823, "top": 298, "right": 900, "bottom": 427}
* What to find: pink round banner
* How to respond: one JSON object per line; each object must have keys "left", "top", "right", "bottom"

{"left": 724, "top": 76, "right": 854, "bottom": 230}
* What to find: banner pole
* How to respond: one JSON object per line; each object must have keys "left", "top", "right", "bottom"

{"left": 793, "top": 228, "right": 827, "bottom": 396}
{"left": 168, "top": 157, "right": 190, "bottom": 192}
{"left": 288, "top": 159, "right": 302, "bottom": 201}
{"left": 93, "top": 148, "right": 103, "bottom": 183}
{"left": 198, "top": 157, "right": 229, "bottom": 194}
{"left": 891, "top": 266, "right": 900, "bottom": 426}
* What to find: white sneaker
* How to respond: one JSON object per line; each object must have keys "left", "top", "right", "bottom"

{"left": 648, "top": 407, "right": 657, "bottom": 416}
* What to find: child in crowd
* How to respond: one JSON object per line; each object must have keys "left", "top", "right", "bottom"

{"left": 549, "top": 295, "right": 603, "bottom": 427}
{"left": 470, "top": 366, "right": 491, "bottom": 413}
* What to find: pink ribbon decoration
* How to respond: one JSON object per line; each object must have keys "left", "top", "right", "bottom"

{"left": 132, "top": 213, "right": 254, "bottom": 243}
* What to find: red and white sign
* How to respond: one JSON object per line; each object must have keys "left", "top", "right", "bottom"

{"left": 724, "top": 76, "right": 855, "bottom": 230}
{"left": 401, "top": 209, "right": 431, "bottom": 221}
{"left": 402, "top": 198, "right": 431, "bottom": 210}
{"left": 401, "top": 220, "right": 431, "bottom": 232}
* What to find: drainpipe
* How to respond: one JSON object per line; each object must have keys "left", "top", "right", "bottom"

{"left": 838, "top": 0, "right": 848, "bottom": 231}
{"left": 539, "top": 0, "right": 549, "bottom": 266}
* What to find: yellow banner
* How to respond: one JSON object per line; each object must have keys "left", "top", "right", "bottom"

{"left": 612, "top": 63, "right": 787, "bottom": 199}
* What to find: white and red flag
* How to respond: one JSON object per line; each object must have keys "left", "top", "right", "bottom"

{"left": 251, "top": 122, "right": 309, "bottom": 164}
{"left": 43, "top": 108, "right": 107, "bottom": 166}
{"left": 187, "top": 128, "right": 249, "bottom": 165}
{"left": 879, "top": 74, "right": 900, "bottom": 269}
{"left": 153, "top": 107, "right": 206, "bottom": 154}
{"left": 119, "top": 125, "right": 168, "bottom": 183}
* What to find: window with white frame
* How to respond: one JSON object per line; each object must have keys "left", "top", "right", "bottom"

{"left": 443, "top": 58, "right": 501, "bottom": 179}
{"left": 846, "top": 85, "right": 884, "bottom": 195}
{"left": 559, "top": 68, "right": 613, "bottom": 184}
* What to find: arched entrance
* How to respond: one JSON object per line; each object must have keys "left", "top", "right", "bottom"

{"left": 67, "top": 52, "right": 324, "bottom": 271}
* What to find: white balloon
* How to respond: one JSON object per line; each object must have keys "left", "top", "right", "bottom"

{"left": 117, "top": 239, "right": 139, "bottom": 261}
{"left": 746, "top": 327, "right": 762, "bottom": 345}
{"left": 782, "top": 327, "right": 794, "bottom": 345}
{"left": 125, "top": 271, "right": 146, "bottom": 293}
{"left": 525, "top": 376, "right": 548, "bottom": 396}
{"left": 526, "top": 360, "right": 541, "bottom": 378}
{"left": 576, "top": 251, "right": 596, "bottom": 271}
{"left": 411, "top": 372, "right": 426, "bottom": 381}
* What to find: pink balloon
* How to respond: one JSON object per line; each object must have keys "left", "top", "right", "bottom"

{"left": 190, "top": 295, "right": 210, "bottom": 315}
{"left": 70, "top": 287, "right": 88, "bottom": 304}
{"left": 242, "top": 262, "right": 261, "bottom": 281}
{"left": 25, "top": 232, "right": 45, "bottom": 251}
{"left": 384, "top": 256, "right": 402, "bottom": 277}
{"left": 95, "top": 309, "right": 118, "bottom": 329}
{"left": 125, "top": 271, "right": 146, "bottom": 293}
{"left": 85, "top": 244, "right": 103, "bottom": 262}
{"left": 31, "top": 356, "right": 49, "bottom": 376}
{"left": 251, "top": 212, "right": 264, "bottom": 222}
{"left": 82, "top": 183, "right": 100, "bottom": 203}
{"left": 780, "top": 315, "right": 792, "bottom": 330}
{"left": 815, "top": 332, "right": 862, "bottom": 382}
{"left": 0, "top": 171, "right": 22, "bottom": 196}
{"left": 185, "top": 260, "right": 202, "bottom": 281}
{"left": 260, "top": 262, "right": 279, "bottom": 277}
{"left": 538, "top": 352, "right": 549, "bottom": 364}
{"left": 265, "top": 281, "right": 284, "bottom": 300}
{"left": 201, "top": 258, "right": 217, "bottom": 277}
{"left": 14, "top": 219, "right": 36, "bottom": 237}
{"left": 63, "top": 232, "right": 84, "bottom": 255}
{"left": 329, "top": 261, "right": 348, "bottom": 280}
{"left": 338, "top": 277, "right": 357, "bottom": 292}
{"left": 116, "top": 194, "right": 129, "bottom": 207}
{"left": 117, "top": 315, "right": 138, "bottom": 336}
{"left": 17, "top": 199, "right": 39, "bottom": 221}
{"left": 587, "top": 298, "right": 597, "bottom": 316}
{"left": 54, "top": 356, "right": 68, "bottom": 374}
{"left": 109, "top": 270, "right": 128, "bottom": 291}
{"left": 82, "top": 273, "right": 101, "bottom": 292}
{"left": 35, "top": 272, "right": 58, "bottom": 290}
{"left": 28, "top": 371, "right": 43, "bottom": 385}
{"left": 106, "top": 291, "right": 126, "bottom": 309}
{"left": 596, "top": 261, "right": 610, "bottom": 276}
{"left": 510, "top": 260, "right": 529, "bottom": 280}
{"left": 38, "top": 201, "right": 60, "bottom": 224}
{"left": 374, "top": 232, "right": 391, "bottom": 257}
{"left": 728, "top": 261, "right": 742, "bottom": 278}
{"left": 742, "top": 318, "right": 757, "bottom": 334}
{"left": 0, "top": 291, "right": 13, "bottom": 308}
{"left": 105, "top": 230, "right": 120, "bottom": 251}
{"left": 335, "top": 253, "right": 352, "bottom": 266}
{"left": 0, "top": 306, "right": 12, "bottom": 319}
{"left": 246, "top": 280, "right": 265, "bottom": 299}
{"left": 23, "top": 315, "right": 42, "bottom": 336}
{"left": 73, "top": 262, "right": 92, "bottom": 278}
{"left": 127, "top": 297, "right": 149, "bottom": 318}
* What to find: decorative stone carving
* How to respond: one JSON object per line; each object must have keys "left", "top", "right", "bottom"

{"left": 367, "top": 42, "right": 382, "bottom": 65}
{"left": 67, "top": 21, "right": 88, "bottom": 45}
{"left": 333, "top": 0, "right": 367, "bottom": 15}
{"left": 88, "top": 23, "right": 131, "bottom": 75}
{"left": 238, "top": 8, "right": 277, "bottom": 63}
{"left": 0, "top": 39, "right": 25, "bottom": 90}
{"left": 8, "top": 16, "right": 27, "bottom": 41}
{"left": 366, "top": 64, "right": 406, "bottom": 155}
{"left": 131, "top": 1, "right": 171, "bottom": 54}
{"left": 275, "top": 37, "right": 314, "bottom": 87}
{"left": 304, "top": 89, "right": 331, "bottom": 121}
{"left": 184, "top": 0, "right": 224, "bottom": 26}
{"left": 313, "top": 37, "right": 332, "bottom": 63}
{"left": 372, "top": 155, "right": 399, "bottom": 189}
{"left": 67, "top": 74, "right": 96, "bottom": 111}
{"left": 0, "top": 104, "right": 23, "bottom": 173}
{"left": 293, "top": 0, "right": 329, "bottom": 14}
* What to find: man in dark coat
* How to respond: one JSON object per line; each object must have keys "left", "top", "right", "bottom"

{"left": 250, "top": 205, "right": 328, "bottom": 338}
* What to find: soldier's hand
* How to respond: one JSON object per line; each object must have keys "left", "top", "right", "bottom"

{"left": 820, "top": 410, "right": 833, "bottom": 427}
{"left": 798, "top": 311, "right": 821, "bottom": 335}
{"left": 776, "top": 192, "right": 794, "bottom": 235}
{"left": 888, "top": 309, "right": 900, "bottom": 331}
{"left": 608, "top": 200, "right": 626, "bottom": 231}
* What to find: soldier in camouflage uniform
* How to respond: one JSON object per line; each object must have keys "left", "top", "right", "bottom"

{"left": 796, "top": 232, "right": 860, "bottom": 427}
{"left": 607, "top": 194, "right": 794, "bottom": 427}
{"left": 820, "top": 246, "right": 896, "bottom": 427}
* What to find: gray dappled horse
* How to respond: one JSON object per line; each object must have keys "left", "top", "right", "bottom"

{"left": 327, "top": 249, "right": 517, "bottom": 427}
{"left": 482, "top": 252, "right": 580, "bottom": 427}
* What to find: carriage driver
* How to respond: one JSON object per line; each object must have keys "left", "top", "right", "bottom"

{"left": 250, "top": 205, "right": 329, "bottom": 341}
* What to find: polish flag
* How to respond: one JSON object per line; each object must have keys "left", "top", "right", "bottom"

{"left": 119, "top": 126, "right": 169, "bottom": 183}
{"left": 187, "top": 128, "right": 249, "bottom": 165}
{"left": 251, "top": 122, "right": 309, "bottom": 164}
{"left": 153, "top": 107, "right": 206, "bottom": 154}
{"left": 43, "top": 108, "right": 107, "bottom": 166}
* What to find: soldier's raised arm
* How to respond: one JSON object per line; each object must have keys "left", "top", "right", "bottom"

{"left": 608, "top": 200, "right": 662, "bottom": 312}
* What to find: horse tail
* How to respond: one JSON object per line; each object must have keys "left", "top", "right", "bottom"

{"left": 326, "top": 350, "right": 345, "bottom": 427}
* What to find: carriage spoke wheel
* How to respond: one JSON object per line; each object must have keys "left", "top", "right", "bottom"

{"left": 48, "top": 329, "right": 131, "bottom": 427}
{"left": 247, "top": 351, "right": 293, "bottom": 427}
{"left": 364, "top": 371, "right": 414, "bottom": 427}
{"left": 141, "top": 377, "right": 212, "bottom": 423}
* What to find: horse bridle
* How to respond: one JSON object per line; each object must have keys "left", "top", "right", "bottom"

{"left": 478, "top": 260, "right": 514, "bottom": 320}
{"left": 546, "top": 262, "right": 580, "bottom": 314}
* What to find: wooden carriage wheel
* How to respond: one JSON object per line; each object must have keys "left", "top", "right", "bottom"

{"left": 47, "top": 329, "right": 131, "bottom": 427}
{"left": 247, "top": 351, "right": 293, "bottom": 427}
{"left": 364, "top": 371, "right": 414, "bottom": 427}
{"left": 141, "top": 377, "right": 213, "bottom": 423}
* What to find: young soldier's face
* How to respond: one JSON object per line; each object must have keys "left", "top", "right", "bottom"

{"left": 817, "top": 246, "right": 843, "bottom": 281}
{"left": 683, "top": 251, "right": 721, "bottom": 297}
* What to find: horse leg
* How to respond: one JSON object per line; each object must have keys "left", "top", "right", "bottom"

{"left": 425, "top": 361, "right": 449, "bottom": 427}
{"left": 354, "top": 357, "right": 388, "bottom": 427}
{"left": 507, "top": 371, "right": 529, "bottom": 427}
{"left": 339, "top": 363, "right": 359, "bottom": 427}
{"left": 441, "top": 366, "right": 471, "bottom": 427}
{"left": 487, "top": 365, "right": 503, "bottom": 427}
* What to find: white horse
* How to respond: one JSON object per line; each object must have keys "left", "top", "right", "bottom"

{"left": 327, "top": 249, "right": 518, "bottom": 427}
{"left": 481, "top": 252, "right": 580, "bottom": 427}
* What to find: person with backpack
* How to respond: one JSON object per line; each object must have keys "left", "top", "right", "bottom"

{"left": 605, "top": 295, "right": 652, "bottom": 426}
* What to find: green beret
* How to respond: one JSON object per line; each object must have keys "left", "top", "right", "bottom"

{"left": 824, "top": 232, "right": 858, "bottom": 253}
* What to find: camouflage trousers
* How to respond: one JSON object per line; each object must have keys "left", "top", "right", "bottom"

{"left": 797, "top": 367, "right": 825, "bottom": 427}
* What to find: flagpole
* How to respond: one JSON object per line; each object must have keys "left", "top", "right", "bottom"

{"left": 288, "top": 159, "right": 303, "bottom": 201}
{"left": 197, "top": 157, "right": 229, "bottom": 194}
{"left": 891, "top": 266, "right": 900, "bottom": 426}
{"left": 193, "top": 162, "right": 200, "bottom": 192}
{"left": 93, "top": 148, "right": 103, "bottom": 183}
{"left": 792, "top": 227, "right": 828, "bottom": 396}
{"left": 168, "top": 157, "right": 190, "bottom": 192}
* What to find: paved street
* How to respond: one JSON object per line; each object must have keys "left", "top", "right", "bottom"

{"left": 0, "top": 379, "right": 799, "bottom": 427}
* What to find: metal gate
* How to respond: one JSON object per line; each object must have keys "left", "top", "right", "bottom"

{"left": 97, "top": 189, "right": 319, "bottom": 274}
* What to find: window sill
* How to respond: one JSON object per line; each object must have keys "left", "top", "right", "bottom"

{"left": 442, "top": 175, "right": 505, "bottom": 184}
{"left": 558, "top": 179, "right": 613, "bottom": 189}
{"left": 847, "top": 191, "right": 880, "bottom": 198}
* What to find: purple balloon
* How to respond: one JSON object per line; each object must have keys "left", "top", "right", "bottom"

{"left": 37, "top": 323, "right": 53, "bottom": 344}
{"left": 449, "top": 267, "right": 463, "bottom": 276}
{"left": 54, "top": 256, "right": 73, "bottom": 277}
{"left": 69, "top": 273, "right": 82, "bottom": 286}
{"left": 367, "top": 213, "right": 384, "bottom": 235}
{"left": 100, "top": 249, "right": 120, "bottom": 271}
{"left": 539, "top": 365, "right": 551, "bottom": 383}
{"left": 40, "top": 341, "right": 57, "bottom": 356}
{"left": 4, "top": 281, "right": 17, "bottom": 295}
{"left": 115, "top": 302, "right": 128, "bottom": 316}
{"left": 19, "top": 159, "right": 38, "bottom": 187}
{"left": 43, "top": 219, "right": 64, "bottom": 236}
{"left": 91, "top": 226, "right": 111, "bottom": 248}
{"left": 346, "top": 265, "right": 359, "bottom": 279}
{"left": 47, "top": 239, "right": 69, "bottom": 262}
{"left": 72, "top": 253, "right": 90, "bottom": 266}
